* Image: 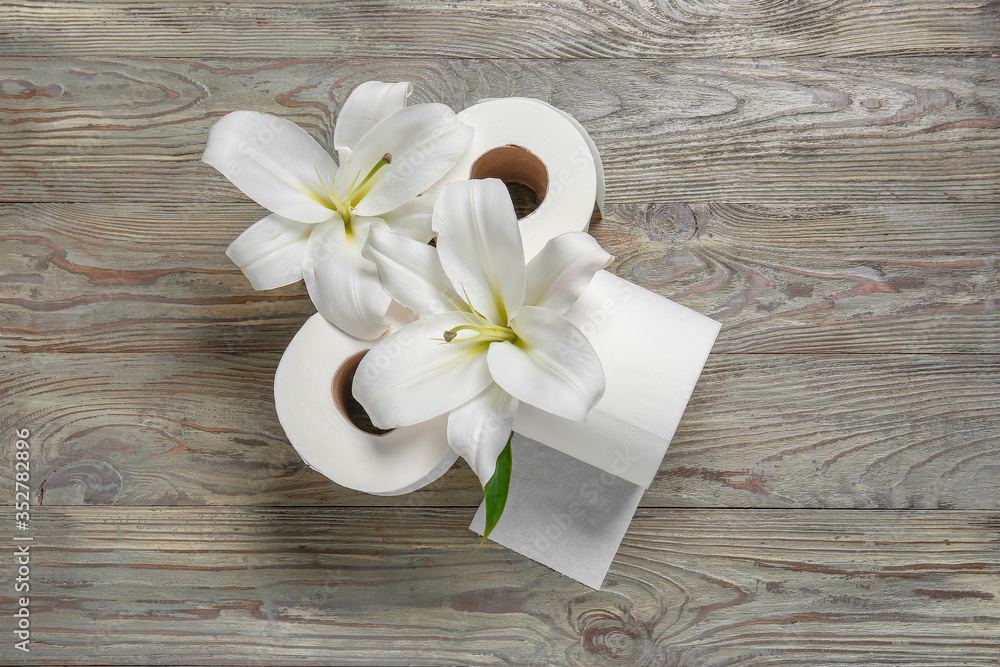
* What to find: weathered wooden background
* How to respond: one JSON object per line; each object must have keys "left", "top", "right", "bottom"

{"left": 2, "top": 2, "right": 999, "bottom": 665}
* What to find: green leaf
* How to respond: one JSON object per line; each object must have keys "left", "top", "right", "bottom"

{"left": 481, "top": 433, "right": 513, "bottom": 543}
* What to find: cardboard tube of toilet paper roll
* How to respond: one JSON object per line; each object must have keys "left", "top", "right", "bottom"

{"left": 476, "top": 97, "right": 605, "bottom": 216}
{"left": 436, "top": 97, "right": 601, "bottom": 260}
{"left": 274, "top": 308, "right": 456, "bottom": 496}
{"left": 512, "top": 270, "right": 721, "bottom": 489}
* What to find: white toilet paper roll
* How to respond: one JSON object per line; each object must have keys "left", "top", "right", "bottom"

{"left": 513, "top": 270, "right": 722, "bottom": 489}
{"left": 274, "top": 307, "right": 456, "bottom": 496}
{"left": 480, "top": 97, "right": 606, "bottom": 215}
{"left": 475, "top": 275, "right": 720, "bottom": 588}
{"left": 437, "top": 97, "right": 602, "bottom": 260}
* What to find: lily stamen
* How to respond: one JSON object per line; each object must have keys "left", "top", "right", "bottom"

{"left": 349, "top": 156, "right": 390, "bottom": 207}
{"left": 309, "top": 154, "right": 392, "bottom": 228}
{"left": 443, "top": 323, "right": 518, "bottom": 345}
{"left": 311, "top": 166, "right": 351, "bottom": 223}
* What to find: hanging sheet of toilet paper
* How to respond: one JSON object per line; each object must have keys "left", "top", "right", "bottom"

{"left": 470, "top": 434, "right": 644, "bottom": 589}
{"left": 472, "top": 270, "right": 721, "bottom": 588}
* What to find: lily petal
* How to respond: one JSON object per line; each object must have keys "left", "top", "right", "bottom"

{"left": 363, "top": 224, "right": 468, "bottom": 318}
{"left": 338, "top": 104, "right": 474, "bottom": 217}
{"left": 302, "top": 215, "right": 391, "bottom": 340}
{"left": 202, "top": 111, "right": 338, "bottom": 224}
{"left": 434, "top": 179, "right": 526, "bottom": 325}
{"left": 353, "top": 312, "right": 494, "bottom": 428}
{"left": 225, "top": 213, "right": 312, "bottom": 290}
{"left": 487, "top": 305, "right": 605, "bottom": 422}
{"left": 377, "top": 189, "right": 438, "bottom": 242}
{"left": 333, "top": 81, "right": 412, "bottom": 154}
{"left": 524, "top": 232, "right": 613, "bottom": 314}
{"left": 447, "top": 383, "right": 518, "bottom": 486}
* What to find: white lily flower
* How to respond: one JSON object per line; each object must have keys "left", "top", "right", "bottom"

{"left": 352, "top": 178, "right": 613, "bottom": 492}
{"left": 202, "top": 81, "right": 474, "bottom": 339}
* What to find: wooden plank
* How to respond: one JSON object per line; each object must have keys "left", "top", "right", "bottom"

{"left": 4, "top": 351, "right": 997, "bottom": 509}
{"left": 2, "top": 202, "right": 996, "bottom": 354}
{"left": 2, "top": 58, "right": 998, "bottom": 203}
{"left": 11, "top": 507, "right": 999, "bottom": 665}
{"left": 603, "top": 203, "right": 1000, "bottom": 354}
{"left": 0, "top": 203, "right": 311, "bottom": 354}
{"left": 0, "top": 1, "right": 996, "bottom": 59}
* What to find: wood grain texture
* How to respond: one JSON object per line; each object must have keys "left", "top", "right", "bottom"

{"left": 8, "top": 507, "right": 998, "bottom": 665}
{"left": 600, "top": 203, "right": 1000, "bottom": 354}
{"left": 4, "top": 351, "right": 997, "bottom": 510}
{"left": 3, "top": 0, "right": 998, "bottom": 662}
{"left": 2, "top": 58, "right": 999, "bottom": 203}
{"left": 0, "top": 203, "right": 310, "bottom": 354}
{"left": 1, "top": 1, "right": 997, "bottom": 59}
{"left": 2, "top": 202, "right": 996, "bottom": 354}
